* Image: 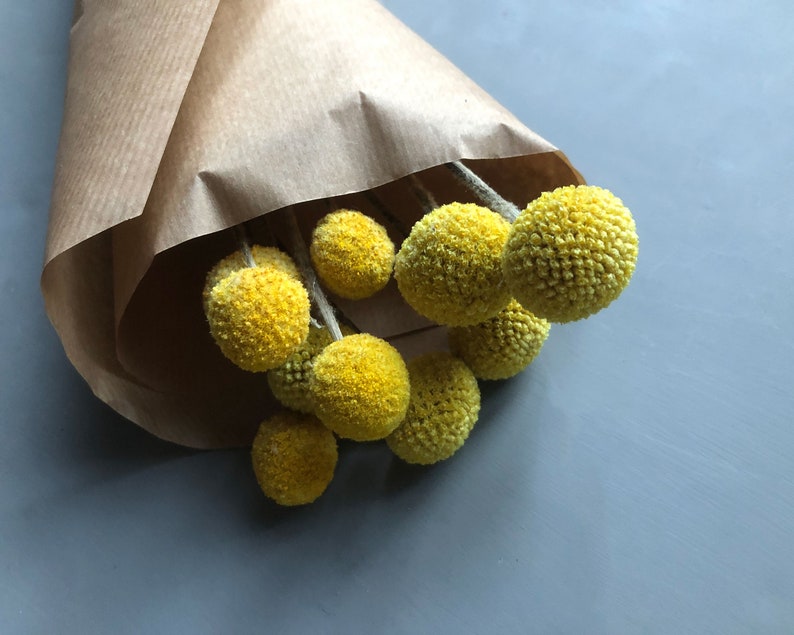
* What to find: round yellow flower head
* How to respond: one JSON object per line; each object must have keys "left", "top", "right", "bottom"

{"left": 202, "top": 245, "right": 300, "bottom": 314}
{"left": 267, "top": 323, "right": 354, "bottom": 413}
{"left": 387, "top": 352, "right": 480, "bottom": 465}
{"left": 310, "top": 209, "right": 395, "bottom": 299}
{"left": 206, "top": 267, "right": 310, "bottom": 372}
{"left": 310, "top": 333, "right": 410, "bottom": 441}
{"left": 448, "top": 299, "right": 550, "bottom": 380}
{"left": 251, "top": 410, "right": 338, "bottom": 506}
{"left": 502, "top": 185, "right": 639, "bottom": 323}
{"left": 394, "top": 202, "right": 512, "bottom": 326}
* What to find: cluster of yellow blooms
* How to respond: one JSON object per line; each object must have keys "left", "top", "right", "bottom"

{"left": 203, "top": 185, "right": 638, "bottom": 506}
{"left": 267, "top": 323, "right": 353, "bottom": 414}
{"left": 205, "top": 267, "right": 310, "bottom": 373}
{"left": 503, "top": 186, "right": 638, "bottom": 322}
{"left": 448, "top": 299, "right": 550, "bottom": 380}
{"left": 386, "top": 352, "right": 480, "bottom": 464}
{"left": 310, "top": 210, "right": 395, "bottom": 299}
{"left": 394, "top": 203, "right": 512, "bottom": 326}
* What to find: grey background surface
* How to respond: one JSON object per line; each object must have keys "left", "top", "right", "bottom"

{"left": 2, "top": 1, "right": 793, "bottom": 633}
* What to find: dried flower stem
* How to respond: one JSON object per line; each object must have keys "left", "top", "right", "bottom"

{"left": 446, "top": 161, "right": 521, "bottom": 222}
{"left": 408, "top": 173, "right": 437, "bottom": 213}
{"left": 234, "top": 224, "right": 257, "bottom": 267}
{"left": 284, "top": 207, "right": 344, "bottom": 342}
{"left": 363, "top": 190, "right": 407, "bottom": 240}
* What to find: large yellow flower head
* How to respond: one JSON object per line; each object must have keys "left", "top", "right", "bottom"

{"left": 310, "top": 333, "right": 410, "bottom": 441}
{"left": 395, "top": 203, "right": 512, "bottom": 326}
{"left": 310, "top": 210, "right": 395, "bottom": 299}
{"left": 202, "top": 245, "right": 300, "bottom": 314}
{"left": 387, "top": 352, "right": 480, "bottom": 465}
{"left": 206, "top": 267, "right": 310, "bottom": 372}
{"left": 267, "top": 324, "right": 354, "bottom": 414}
{"left": 448, "top": 299, "right": 550, "bottom": 380}
{"left": 251, "top": 411, "right": 338, "bottom": 506}
{"left": 502, "top": 185, "right": 639, "bottom": 323}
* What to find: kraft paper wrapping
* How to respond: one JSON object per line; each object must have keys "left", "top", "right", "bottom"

{"left": 42, "top": 0, "right": 584, "bottom": 449}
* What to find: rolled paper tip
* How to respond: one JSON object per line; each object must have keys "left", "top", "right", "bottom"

{"left": 310, "top": 209, "right": 395, "bottom": 300}
{"left": 206, "top": 267, "right": 310, "bottom": 372}
{"left": 394, "top": 202, "right": 512, "bottom": 326}
{"left": 311, "top": 333, "right": 410, "bottom": 441}
{"left": 502, "top": 185, "right": 639, "bottom": 323}
{"left": 387, "top": 352, "right": 480, "bottom": 465}
{"left": 267, "top": 323, "right": 354, "bottom": 414}
{"left": 251, "top": 411, "right": 338, "bottom": 506}
{"left": 202, "top": 245, "right": 300, "bottom": 314}
{"left": 448, "top": 299, "right": 550, "bottom": 380}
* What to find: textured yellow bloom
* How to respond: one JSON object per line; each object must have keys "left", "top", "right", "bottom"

{"left": 502, "top": 185, "right": 638, "bottom": 323}
{"left": 395, "top": 203, "right": 511, "bottom": 326}
{"left": 310, "top": 210, "right": 395, "bottom": 299}
{"left": 202, "top": 245, "right": 300, "bottom": 314}
{"left": 448, "top": 299, "right": 550, "bottom": 380}
{"left": 267, "top": 324, "right": 354, "bottom": 413}
{"left": 206, "top": 267, "right": 310, "bottom": 372}
{"left": 311, "top": 333, "right": 410, "bottom": 441}
{"left": 387, "top": 352, "right": 480, "bottom": 465}
{"left": 251, "top": 411, "right": 338, "bottom": 506}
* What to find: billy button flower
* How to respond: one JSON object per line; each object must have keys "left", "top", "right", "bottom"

{"left": 502, "top": 185, "right": 639, "bottom": 323}
{"left": 310, "top": 209, "right": 395, "bottom": 300}
{"left": 282, "top": 207, "right": 411, "bottom": 442}
{"left": 251, "top": 410, "right": 338, "bottom": 506}
{"left": 310, "top": 333, "right": 410, "bottom": 442}
{"left": 267, "top": 323, "right": 354, "bottom": 414}
{"left": 448, "top": 299, "right": 550, "bottom": 380}
{"left": 387, "top": 352, "right": 480, "bottom": 465}
{"left": 202, "top": 245, "right": 300, "bottom": 314}
{"left": 205, "top": 265, "right": 310, "bottom": 372}
{"left": 446, "top": 162, "right": 639, "bottom": 323}
{"left": 394, "top": 202, "right": 512, "bottom": 326}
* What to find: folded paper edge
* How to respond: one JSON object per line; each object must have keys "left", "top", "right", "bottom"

{"left": 43, "top": 0, "right": 222, "bottom": 268}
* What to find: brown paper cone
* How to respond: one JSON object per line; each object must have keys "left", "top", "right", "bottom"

{"left": 42, "top": 0, "right": 584, "bottom": 449}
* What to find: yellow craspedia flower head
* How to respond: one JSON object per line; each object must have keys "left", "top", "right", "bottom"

{"left": 310, "top": 210, "right": 395, "bottom": 299}
{"left": 387, "top": 352, "right": 480, "bottom": 465}
{"left": 448, "top": 299, "right": 550, "bottom": 380}
{"left": 310, "top": 333, "right": 410, "bottom": 441}
{"left": 203, "top": 245, "right": 300, "bottom": 314}
{"left": 267, "top": 324, "right": 354, "bottom": 413}
{"left": 394, "top": 203, "right": 512, "bottom": 326}
{"left": 251, "top": 410, "right": 338, "bottom": 506}
{"left": 206, "top": 267, "right": 310, "bottom": 372}
{"left": 502, "top": 185, "right": 639, "bottom": 323}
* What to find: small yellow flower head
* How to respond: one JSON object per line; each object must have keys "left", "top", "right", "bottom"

{"left": 251, "top": 411, "right": 338, "bottom": 506}
{"left": 394, "top": 203, "right": 512, "bottom": 326}
{"left": 206, "top": 267, "right": 310, "bottom": 372}
{"left": 203, "top": 245, "right": 300, "bottom": 313}
{"left": 310, "top": 210, "right": 395, "bottom": 299}
{"left": 387, "top": 352, "right": 480, "bottom": 465}
{"left": 448, "top": 299, "right": 550, "bottom": 380}
{"left": 267, "top": 324, "right": 354, "bottom": 413}
{"left": 311, "top": 333, "right": 410, "bottom": 441}
{"left": 502, "top": 185, "right": 639, "bottom": 323}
